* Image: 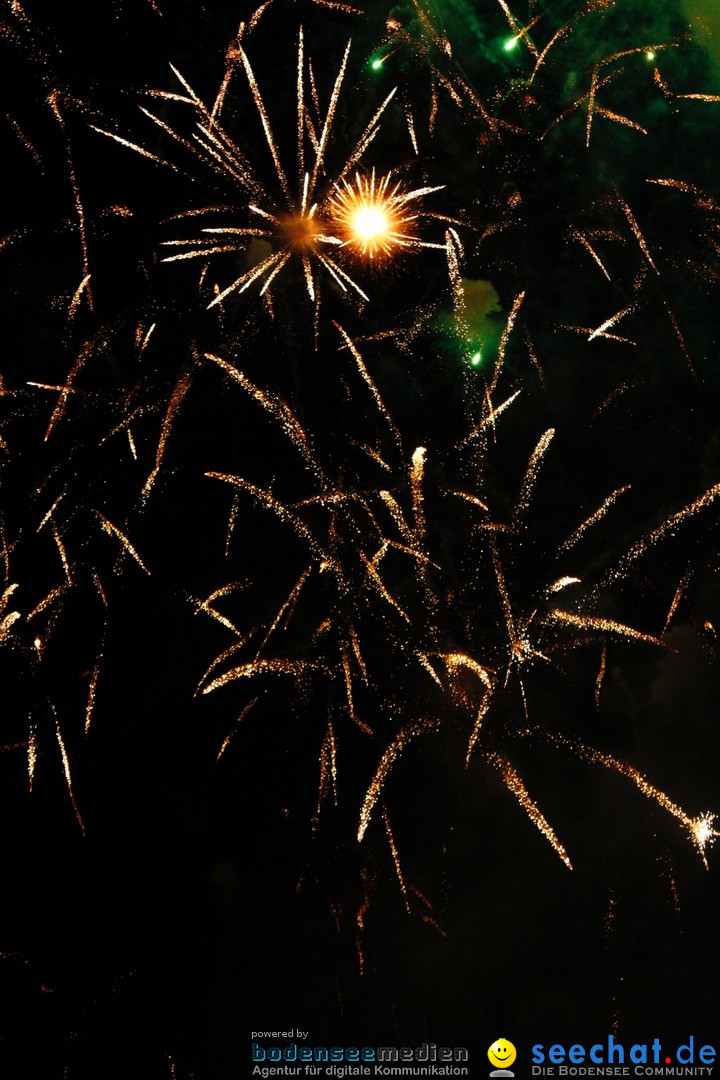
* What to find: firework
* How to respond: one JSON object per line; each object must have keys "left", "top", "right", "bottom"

{"left": 326, "top": 169, "right": 444, "bottom": 260}
{"left": 196, "top": 322, "right": 717, "bottom": 890}
{"left": 94, "top": 24, "right": 446, "bottom": 315}
{"left": 3, "top": 1, "right": 720, "bottom": 1064}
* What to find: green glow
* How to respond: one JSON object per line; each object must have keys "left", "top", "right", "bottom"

{"left": 504, "top": 36, "right": 519, "bottom": 52}
{"left": 371, "top": 57, "right": 384, "bottom": 70}
{"left": 470, "top": 351, "right": 483, "bottom": 366}
{"left": 645, "top": 50, "right": 655, "bottom": 61}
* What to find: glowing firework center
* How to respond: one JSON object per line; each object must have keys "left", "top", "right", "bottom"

{"left": 350, "top": 205, "right": 391, "bottom": 255}
{"left": 328, "top": 170, "right": 442, "bottom": 263}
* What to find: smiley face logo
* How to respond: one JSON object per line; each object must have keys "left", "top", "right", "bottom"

{"left": 488, "top": 1039, "right": 517, "bottom": 1071}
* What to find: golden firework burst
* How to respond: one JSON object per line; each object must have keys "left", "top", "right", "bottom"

{"left": 327, "top": 169, "right": 444, "bottom": 261}
{"left": 95, "top": 26, "right": 446, "bottom": 310}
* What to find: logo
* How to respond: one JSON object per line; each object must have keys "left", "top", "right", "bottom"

{"left": 489, "top": 1038, "right": 517, "bottom": 1078}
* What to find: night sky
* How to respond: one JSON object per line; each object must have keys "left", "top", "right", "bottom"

{"left": 1, "top": 2, "right": 720, "bottom": 1077}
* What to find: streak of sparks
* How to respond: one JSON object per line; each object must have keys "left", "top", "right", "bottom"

{"left": 487, "top": 750, "right": 572, "bottom": 868}
{"left": 595, "top": 643, "right": 607, "bottom": 711}
{"left": 657, "top": 851, "right": 682, "bottom": 915}
{"left": 359, "top": 720, "right": 435, "bottom": 841}
{"left": 204, "top": 353, "right": 320, "bottom": 476}
{"left": 548, "top": 732, "right": 718, "bottom": 867}
{"left": 586, "top": 63, "right": 598, "bottom": 146}
{"left": 206, "top": 473, "right": 335, "bottom": 571}
{"left": 202, "top": 657, "right": 314, "bottom": 695}
{"left": 359, "top": 549, "right": 410, "bottom": 622}
{"left": 489, "top": 532, "right": 518, "bottom": 659}
{"left": 383, "top": 806, "right": 410, "bottom": 910}
{"left": 216, "top": 697, "right": 260, "bottom": 761}
{"left": 450, "top": 490, "right": 489, "bottom": 512}
{"left": 192, "top": 585, "right": 243, "bottom": 636}
{"left": 28, "top": 720, "right": 37, "bottom": 791}
{"left": 664, "top": 570, "right": 691, "bottom": 632}
{"left": 335, "top": 323, "right": 402, "bottom": 449}
{"left": 466, "top": 687, "right": 493, "bottom": 765}
{"left": 599, "top": 480, "right": 720, "bottom": 591}
{"left": 588, "top": 304, "right": 635, "bottom": 342}
{"left": 491, "top": 291, "right": 525, "bottom": 392}
{"left": 514, "top": 428, "right": 554, "bottom": 522}
{"left": 459, "top": 390, "right": 522, "bottom": 449}
{"left": 54, "top": 707, "right": 85, "bottom": 836}
{"left": 604, "top": 888, "right": 616, "bottom": 943}
{"left": 573, "top": 230, "right": 611, "bottom": 280}
{"left": 256, "top": 568, "right": 311, "bottom": 659}
{"left": 52, "top": 520, "right": 72, "bottom": 583}
{"left": 619, "top": 197, "right": 658, "bottom": 274}
{"left": 548, "top": 577, "right": 581, "bottom": 593}
{"left": 143, "top": 370, "right": 193, "bottom": 499}
{"left": 544, "top": 610, "right": 665, "bottom": 648}
{"left": 85, "top": 657, "right": 101, "bottom": 735}
{"left": 410, "top": 446, "right": 427, "bottom": 545}
{"left": 94, "top": 512, "right": 150, "bottom": 575}
{"left": 49, "top": 91, "right": 93, "bottom": 315}
{"left": 560, "top": 485, "right": 631, "bottom": 552}
{"left": 663, "top": 300, "right": 695, "bottom": 377}
{"left": 318, "top": 720, "right": 338, "bottom": 809}
{"left": 440, "top": 651, "right": 493, "bottom": 690}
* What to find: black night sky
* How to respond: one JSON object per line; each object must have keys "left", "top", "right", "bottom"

{"left": 1, "top": 1, "right": 720, "bottom": 1077}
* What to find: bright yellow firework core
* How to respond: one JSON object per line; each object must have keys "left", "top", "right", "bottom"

{"left": 351, "top": 206, "right": 390, "bottom": 248}
{"left": 327, "top": 170, "right": 421, "bottom": 261}
{"left": 326, "top": 168, "right": 444, "bottom": 262}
